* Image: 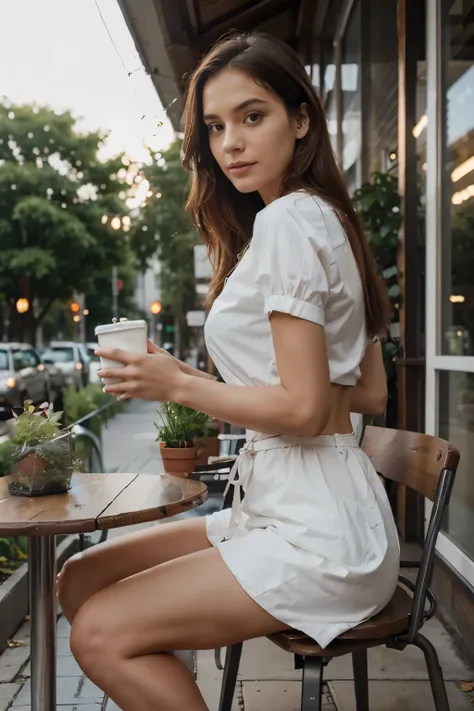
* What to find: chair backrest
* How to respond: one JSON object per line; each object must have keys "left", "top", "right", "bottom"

{"left": 361, "top": 426, "right": 460, "bottom": 641}
{"left": 361, "top": 426, "right": 459, "bottom": 502}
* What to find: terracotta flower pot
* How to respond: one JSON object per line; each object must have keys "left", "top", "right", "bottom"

{"left": 160, "top": 443, "right": 198, "bottom": 478}
{"left": 195, "top": 436, "right": 220, "bottom": 466}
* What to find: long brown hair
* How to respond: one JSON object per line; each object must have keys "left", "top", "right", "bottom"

{"left": 182, "top": 32, "right": 390, "bottom": 337}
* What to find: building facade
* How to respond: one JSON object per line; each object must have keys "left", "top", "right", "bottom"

{"left": 308, "top": 0, "right": 474, "bottom": 662}
{"left": 117, "top": 0, "right": 474, "bottom": 660}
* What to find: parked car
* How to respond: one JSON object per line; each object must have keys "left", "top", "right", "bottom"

{"left": 0, "top": 343, "right": 51, "bottom": 407}
{"left": 40, "top": 342, "right": 90, "bottom": 390}
{"left": 86, "top": 342, "right": 101, "bottom": 383}
{"left": 36, "top": 348, "right": 68, "bottom": 408}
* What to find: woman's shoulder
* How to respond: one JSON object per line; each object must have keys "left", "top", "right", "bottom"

{"left": 254, "top": 191, "right": 346, "bottom": 251}
{"left": 256, "top": 190, "right": 329, "bottom": 220}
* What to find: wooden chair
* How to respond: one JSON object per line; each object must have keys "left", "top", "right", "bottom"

{"left": 217, "top": 426, "right": 460, "bottom": 711}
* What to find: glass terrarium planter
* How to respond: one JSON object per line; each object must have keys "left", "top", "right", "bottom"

{"left": 7, "top": 431, "right": 74, "bottom": 497}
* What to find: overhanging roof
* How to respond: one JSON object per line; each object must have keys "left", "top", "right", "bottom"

{"left": 117, "top": 0, "right": 334, "bottom": 130}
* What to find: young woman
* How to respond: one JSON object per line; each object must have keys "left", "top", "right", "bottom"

{"left": 58, "top": 32, "right": 399, "bottom": 711}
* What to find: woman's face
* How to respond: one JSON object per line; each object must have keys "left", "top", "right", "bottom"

{"left": 202, "top": 68, "right": 308, "bottom": 205}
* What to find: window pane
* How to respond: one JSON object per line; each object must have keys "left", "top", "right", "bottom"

{"left": 341, "top": 0, "right": 362, "bottom": 193}
{"left": 441, "top": 0, "right": 474, "bottom": 355}
{"left": 439, "top": 371, "right": 474, "bottom": 559}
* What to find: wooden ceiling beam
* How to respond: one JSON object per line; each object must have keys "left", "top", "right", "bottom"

{"left": 197, "top": 0, "right": 295, "bottom": 49}
{"left": 297, "top": 0, "right": 317, "bottom": 37}
{"left": 185, "top": 0, "right": 200, "bottom": 35}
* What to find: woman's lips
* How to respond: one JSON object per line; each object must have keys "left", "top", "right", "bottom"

{"left": 228, "top": 162, "right": 257, "bottom": 175}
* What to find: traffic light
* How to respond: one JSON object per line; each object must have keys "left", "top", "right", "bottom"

{"left": 70, "top": 302, "right": 80, "bottom": 314}
{"left": 160, "top": 311, "right": 175, "bottom": 336}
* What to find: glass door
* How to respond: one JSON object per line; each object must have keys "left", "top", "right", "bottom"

{"left": 426, "top": 0, "right": 474, "bottom": 584}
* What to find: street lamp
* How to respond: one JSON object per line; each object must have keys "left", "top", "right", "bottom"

{"left": 150, "top": 301, "right": 162, "bottom": 315}
{"left": 16, "top": 298, "right": 29, "bottom": 314}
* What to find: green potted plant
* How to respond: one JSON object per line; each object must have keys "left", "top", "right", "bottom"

{"left": 155, "top": 402, "right": 200, "bottom": 477}
{"left": 5, "top": 401, "right": 75, "bottom": 497}
{"left": 353, "top": 171, "right": 403, "bottom": 427}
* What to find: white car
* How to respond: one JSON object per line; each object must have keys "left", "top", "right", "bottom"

{"left": 0, "top": 343, "right": 51, "bottom": 407}
{"left": 86, "top": 343, "right": 101, "bottom": 383}
{"left": 41, "top": 342, "right": 89, "bottom": 390}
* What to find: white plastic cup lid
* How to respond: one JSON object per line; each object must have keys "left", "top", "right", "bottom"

{"left": 94, "top": 319, "right": 147, "bottom": 336}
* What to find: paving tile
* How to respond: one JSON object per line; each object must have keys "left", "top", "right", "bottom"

{"left": 325, "top": 617, "right": 472, "bottom": 682}
{"left": 0, "top": 642, "right": 30, "bottom": 683}
{"left": 11, "top": 707, "right": 100, "bottom": 711}
{"left": 241, "top": 680, "right": 336, "bottom": 710}
{"left": 330, "top": 680, "right": 474, "bottom": 710}
{"left": 12, "top": 677, "right": 102, "bottom": 706}
{"left": 24, "top": 655, "right": 84, "bottom": 679}
{"left": 57, "top": 617, "right": 72, "bottom": 638}
{"left": 0, "top": 683, "right": 23, "bottom": 711}
{"left": 78, "top": 679, "right": 104, "bottom": 700}
{"left": 237, "top": 637, "right": 302, "bottom": 681}
{"left": 57, "top": 637, "right": 73, "bottom": 656}
{"left": 196, "top": 649, "right": 240, "bottom": 711}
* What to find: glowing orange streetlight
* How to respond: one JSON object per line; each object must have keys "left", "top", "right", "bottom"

{"left": 150, "top": 301, "right": 162, "bottom": 315}
{"left": 16, "top": 298, "right": 29, "bottom": 314}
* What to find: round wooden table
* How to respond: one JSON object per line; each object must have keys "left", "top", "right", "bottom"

{"left": 0, "top": 472, "right": 208, "bottom": 711}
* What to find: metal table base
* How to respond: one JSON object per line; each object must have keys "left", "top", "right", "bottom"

{"left": 28, "top": 536, "right": 57, "bottom": 711}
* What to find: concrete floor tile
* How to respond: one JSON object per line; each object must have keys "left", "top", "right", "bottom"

{"left": 78, "top": 678, "right": 104, "bottom": 700}
{"left": 242, "top": 680, "right": 336, "bottom": 710}
{"left": 23, "top": 655, "right": 82, "bottom": 679}
{"left": 0, "top": 682, "right": 22, "bottom": 702}
{"left": 12, "top": 677, "right": 102, "bottom": 706}
{"left": 326, "top": 618, "right": 472, "bottom": 682}
{"left": 57, "top": 656, "right": 84, "bottom": 678}
{"left": 330, "top": 680, "right": 474, "bottom": 710}
{"left": 57, "top": 637, "right": 73, "bottom": 656}
{"left": 237, "top": 638, "right": 302, "bottom": 681}
{"left": 0, "top": 642, "right": 30, "bottom": 683}
{"left": 12, "top": 707, "right": 102, "bottom": 711}
{"left": 57, "top": 616, "right": 72, "bottom": 638}
{"left": 197, "top": 649, "right": 240, "bottom": 710}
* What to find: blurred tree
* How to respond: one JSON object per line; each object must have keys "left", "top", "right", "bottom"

{"left": 0, "top": 102, "right": 136, "bottom": 343}
{"left": 129, "top": 141, "right": 200, "bottom": 355}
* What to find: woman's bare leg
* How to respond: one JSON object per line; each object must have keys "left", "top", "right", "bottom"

{"left": 70, "top": 546, "right": 290, "bottom": 711}
{"left": 58, "top": 517, "right": 211, "bottom": 623}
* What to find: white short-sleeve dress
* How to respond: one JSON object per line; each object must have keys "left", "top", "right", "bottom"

{"left": 204, "top": 191, "right": 400, "bottom": 648}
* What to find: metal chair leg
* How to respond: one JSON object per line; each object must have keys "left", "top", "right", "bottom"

{"left": 218, "top": 643, "right": 243, "bottom": 711}
{"left": 215, "top": 647, "right": 224, "bottom": 670}
{"left": 352, "top": 650, "right": 369, "bottom": 711}
{"left": 413, "top": 633, "right": 450, "bottom": 711}
{"left": 301, "top": 656, "right": 323, "bottom": 711}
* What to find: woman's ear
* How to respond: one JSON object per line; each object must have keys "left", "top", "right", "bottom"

{"left": 295, "top": 103, "right": 310, "bottom": 139}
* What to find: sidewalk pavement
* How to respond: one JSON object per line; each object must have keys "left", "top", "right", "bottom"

{"left": 1, "top": 400, "right": 473, "bottom": 710}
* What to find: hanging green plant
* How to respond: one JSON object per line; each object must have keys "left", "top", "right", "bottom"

{"left": 353, "top": 171, "right": 402, "bottom": 322}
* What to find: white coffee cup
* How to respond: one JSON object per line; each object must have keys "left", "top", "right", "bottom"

{"left": 94, "top": 319, "right": 147, "bottom": 384}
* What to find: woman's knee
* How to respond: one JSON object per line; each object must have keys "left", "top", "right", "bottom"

{"left": 70, "top": 601, "right": 113, "bottom": 683}
{"left": 57, "top": 551, "right": 93, "bottom": 621}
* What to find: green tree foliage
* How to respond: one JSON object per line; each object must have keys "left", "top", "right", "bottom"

{"left": 352, "top": 171, "right": 402, "bottom": 321}
{"left": 129, "top": 141, "right": 200, "bottom": 351}
{"left": 0, "top": 102, "right": 136, "bottom": 342}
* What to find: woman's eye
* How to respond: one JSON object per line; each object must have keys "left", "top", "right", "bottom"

{"left": 207, "top": 123, "right": 222, "bottom": 134}
{"left": 245, "top": 112, "right": 262, "bottom": 124}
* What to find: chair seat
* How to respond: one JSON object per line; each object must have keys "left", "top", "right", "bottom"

{"left": 267, "top": 584, "right": 411, "bottom": 658}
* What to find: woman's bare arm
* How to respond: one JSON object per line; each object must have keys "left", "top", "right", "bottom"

{"left": 175, "top": 312, "right": 331, "bottom": 436}
{"left": 147, "top": 339, "right": 217, "bottom": 382}
{"left": 350, "top": 340, "right": 388, "bottom": 415}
